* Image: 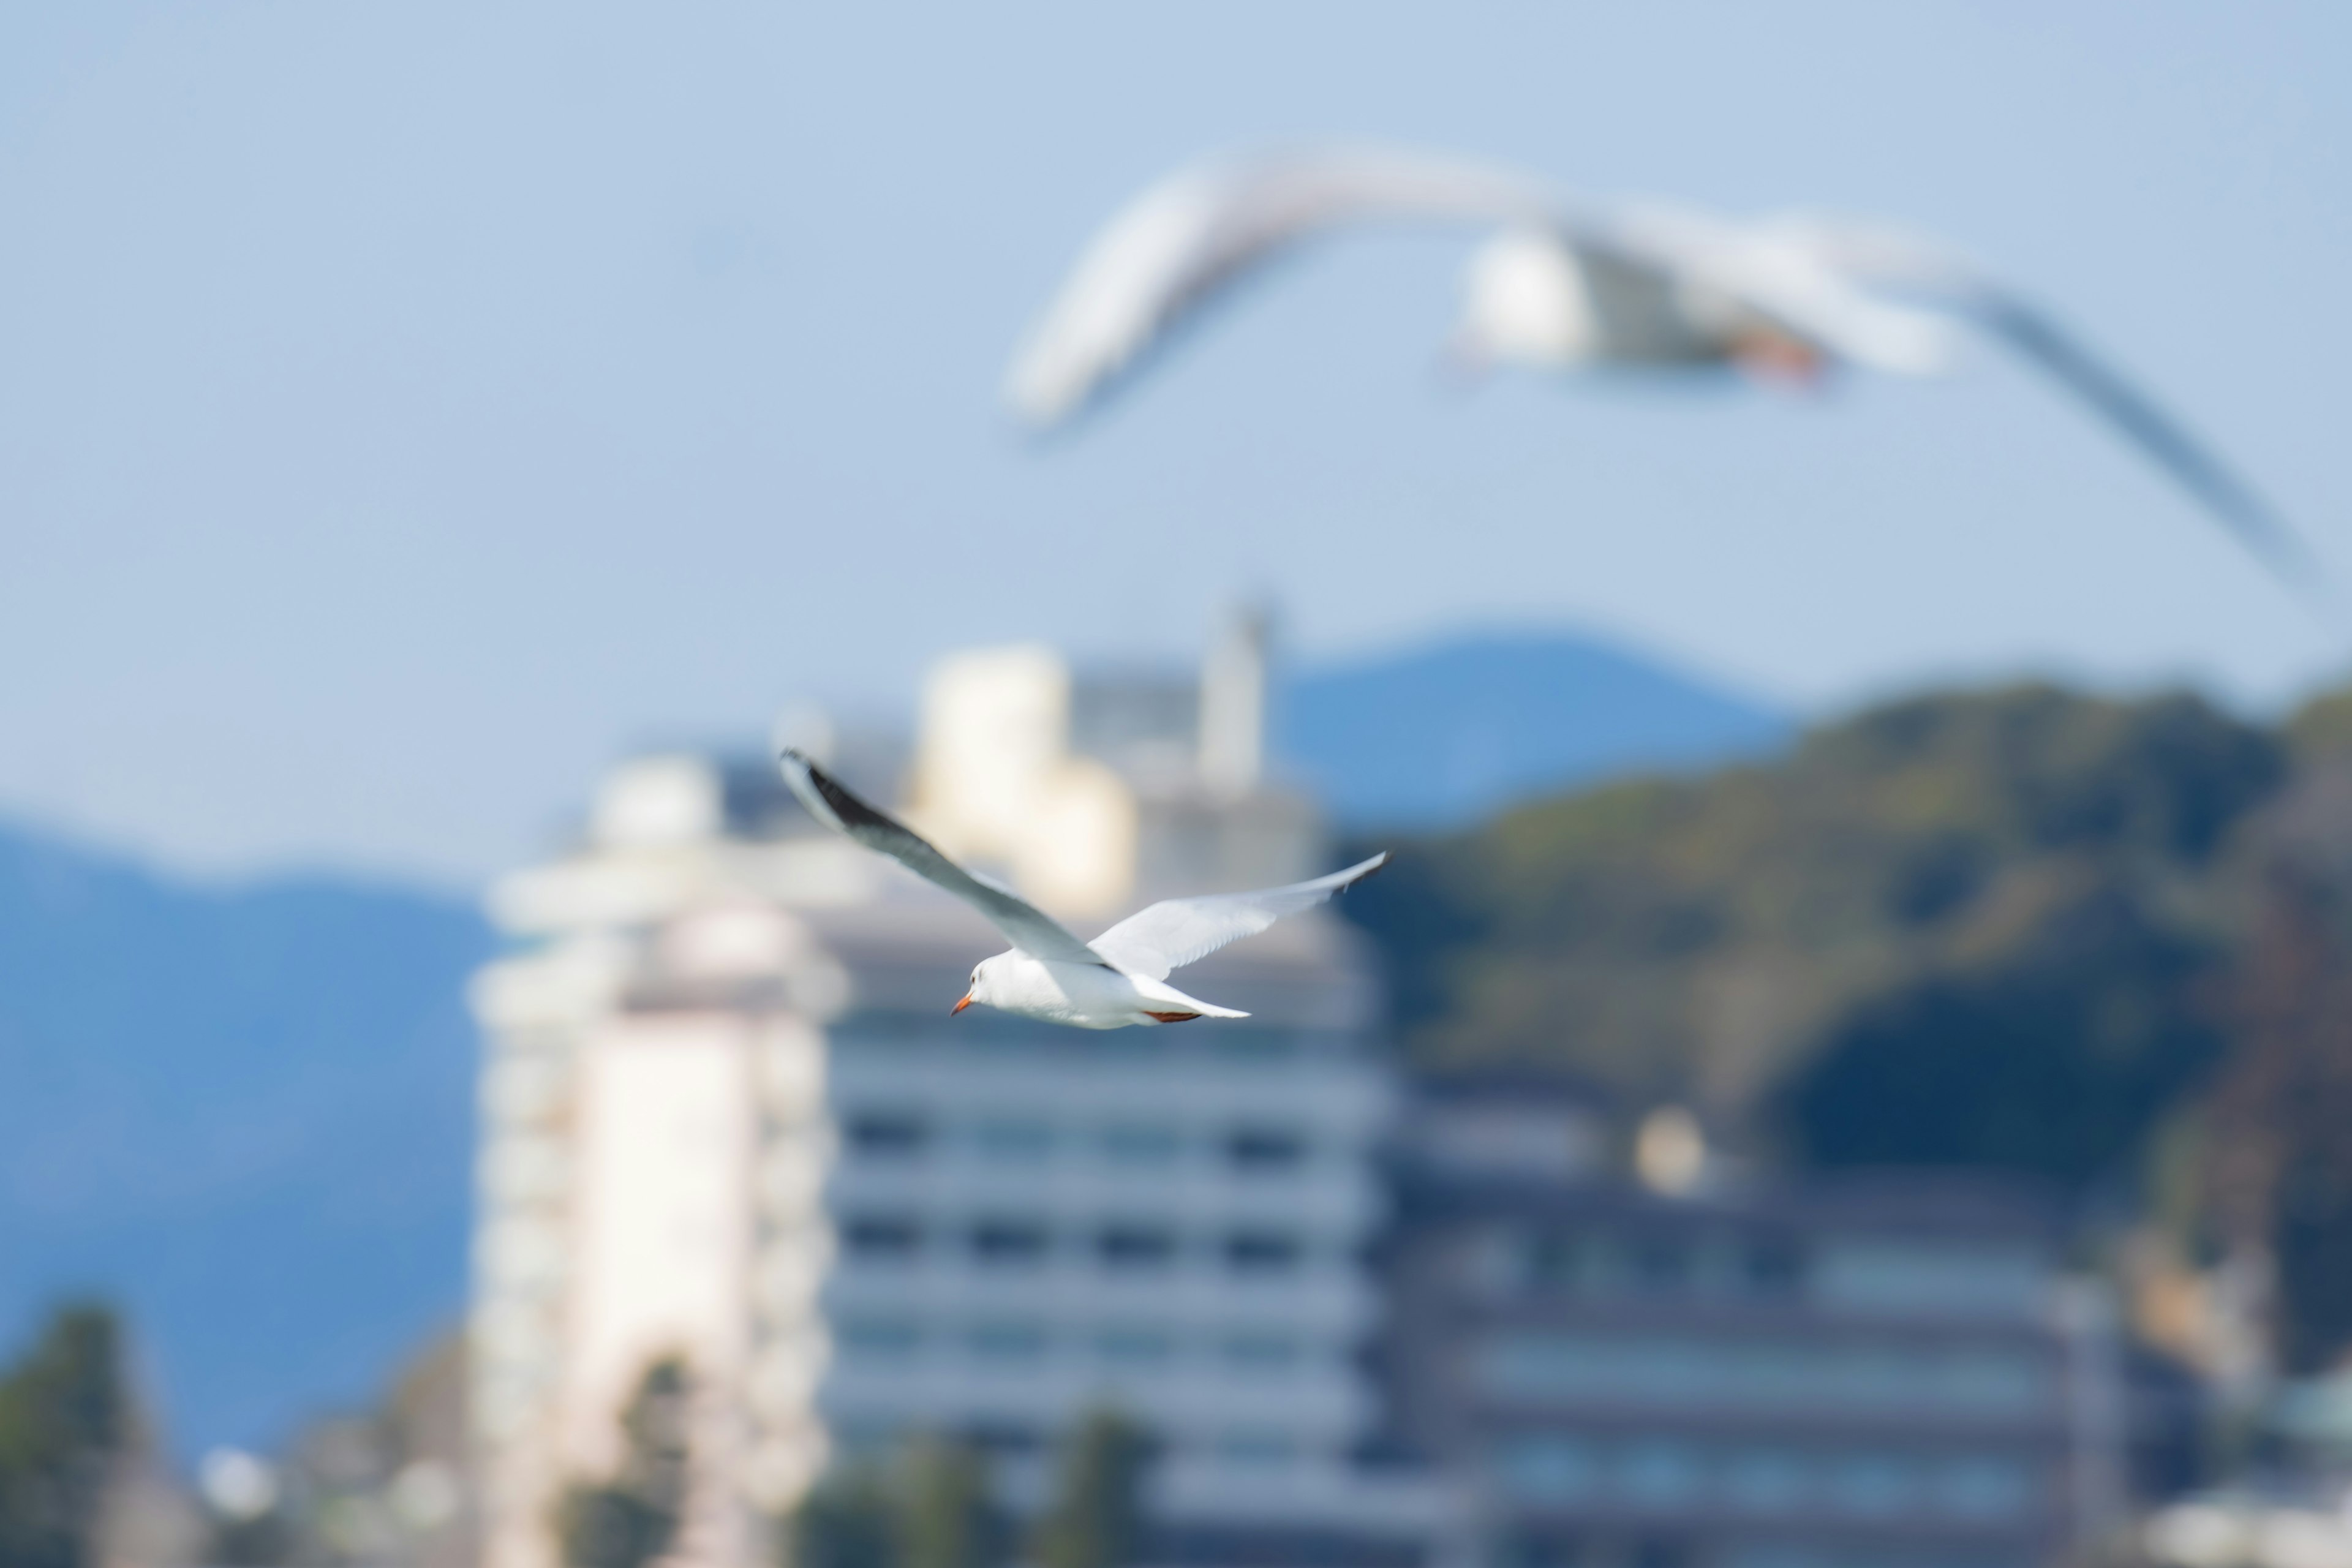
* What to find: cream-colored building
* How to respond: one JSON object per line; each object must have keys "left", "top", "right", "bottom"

{"left": 469, "top": 623, "right": 1403, "bottom": 1568}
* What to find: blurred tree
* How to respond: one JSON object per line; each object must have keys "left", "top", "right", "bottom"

{"left": 194, "top": 1327, "right": 472, "bottom": 1568}
{"left": 203, "top": 1499, "right": 293, "bottom": 1568}
{"left": 1781, "top": 878, "right": 2224, "bottom": 1185}
{"left": 895, "top": 1436, "right": 1006, "bottom": 1568}
{"left": 2202, "top": 758, "right": 2352, "bottom": 1373}
{"left": 0, "top": 1303, "right": 130, "bottom": 1568}
{"left": 1030, "top": 1411, "right": 1150, "bottom": 1568}
{"left": 786, "top": 1434, "right": 1006, "bottom": 1568}
{"left": 556, "top": 1357, "right": 692, "bottom": 1568}
{"left": 2283, "top": 685, "right": 2352, "bottom": 763}
{"left": 790, "top": 1463, "right": 894, "bottom": 1568}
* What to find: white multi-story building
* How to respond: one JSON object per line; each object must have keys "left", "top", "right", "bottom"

{"left": 469, "top": 624, "right": 1405, "bottom": 1568}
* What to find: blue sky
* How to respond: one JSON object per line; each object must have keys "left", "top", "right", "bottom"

{"left": 2, "top": 1, "right": 2346, "bottom": 884}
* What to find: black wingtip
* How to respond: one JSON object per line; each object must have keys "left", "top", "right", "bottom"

{"left": 785, "top": 752, "right": 899, "bottom": 835}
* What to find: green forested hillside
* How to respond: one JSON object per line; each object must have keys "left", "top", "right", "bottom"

{"left": 1344, "top": 681, "right": 2352, "bottom": 1365}
{"left": 1350, "top": 686, "right": 2273, "bottom": 1111}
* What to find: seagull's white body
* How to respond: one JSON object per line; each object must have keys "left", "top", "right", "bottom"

{"left": 965, "top": 952, "right": 1246, "bottom": 1031}
{"left": 1006, "top": 144, "right": 2321, "bottom": 599}
{"left": 777, "top": 749, "right": 1385, "bottom": 1030}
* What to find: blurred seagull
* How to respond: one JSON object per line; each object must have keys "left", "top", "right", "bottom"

{"left": 1005, "top": 144, "right": 2321, "bottom": 598}
{"left": 777, "top": 749, "right": 1387, "bottom": 1028}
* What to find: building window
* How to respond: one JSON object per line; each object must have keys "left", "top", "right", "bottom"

{"left": 1221, "top": 1332, "right": 1302, "bottom": 1371}
{"left": 1096, "top": 1224, "right": 1177, "bottom": 1270}
{"left": 1825, "top": 1345, "right": 1910, "bottom": 1408}
{"left": 1618, "top": 1439, "right": 1705, "bottom": 1509}
{"left": 1936, "top": 1456, "right": 2032, "bottom": 1520}
{"left": 1495, "top": 1437, "right": 1597, "bottom": 1504}
{"left": 971, "top": 1118, "right": 1055, "bottom": 1161}
{"left": 1934, "top": 1348, "right": 2046, "bottom": 1416}
{"left": 1100, "top": 1122, "right": 1182, "bottom": 1164}
{"left": 1224, "top": 1231, "right": 1302, "bottom": 1274}
{"left": 1498, "top": 1538, "right": 1582, "bottom": 1568}
{"left": 964, "top": 1422, "right": 1044, "bottom": 1459}
{"left": 966, "top": 1321, "right": 1048, "bottom": 1361}
{"left": 1742, "top": 1242, "right": 1804, "bottom": 1297}
{"left": 1814, "top": 1240, "right": 2045, "bottom": 1317}
{"left": 1096, "top": 1327, "right": 1175, "bottom": 1367}
{"left": 838, "top": 1317, "right": 922, "bottom": 1359}
{"left": 1214, "top": 1430, "right": 1298, "bottom": 1469}
{"left": 846, "top": 1110, "right": 929, "bottom": 1159}
{"left": 1224, "top": 1125, "right": 1306, "bottom": 1171}
{"left": 1481, "top": 1331, "right": 2040, "bottom": 1421}
{"left": 843, "top": 1215, "right": 923, "bottom": 1260}
{"left": 1721, "top": 1448, "right": 1808, "bottom": 1515}
{"left": 1824, "top": 1452, "right": 1917, "bottom": 1517}
{"left": 1624, "top": 1242, "right": 1690, "bottom": 1295}
{"left": 970, "top": 1218, "right": 1051, "bottom": 1266}
{"left": 1520, "top": 1236, "right": 1581, "bottom": 1293}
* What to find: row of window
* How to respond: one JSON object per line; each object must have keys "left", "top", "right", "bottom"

{"left": 834, "top": 1315, "right": 1314, "bottom": 1371}
{"left": 1502, "top": 1232, "right": 2045, "bottom": 1321}
{"left": 1493, "top": 1434, "right": 2037, "bottom": 1523}
{"left": 843, "top": 1110, "right": 1312, "bottom": 1170}
{"left": 1479, "top": 1333, "right": 2048, "bottom": 1418}
{"left": 1509, "top": 1234, "right": 1806, "bottom": 1300}
{"left": 837, "top": 1420, "right": 1310, "bottom": 1471}
{"left": 840, "top": 1214, "right": 1313, "bottom": 1273}
{"left": 1502, "top": 1540, "right": 2015, "bottom": 1568}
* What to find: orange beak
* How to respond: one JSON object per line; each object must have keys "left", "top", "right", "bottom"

{"left": 951, "top": 993, "right": 973, "bottom": 1016}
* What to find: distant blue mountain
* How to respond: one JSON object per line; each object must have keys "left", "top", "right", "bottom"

{"left": 1278, "top": 629, "right": 1790, "bottom": 830}
{"left": 0, "top": 823, "right": 489, "bottom": 1456}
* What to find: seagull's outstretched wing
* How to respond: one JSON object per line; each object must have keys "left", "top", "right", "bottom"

{"left": 1771, "top": 216, "right": 2329, "bottom": 606}
{"left": 1967, "top": 293, "right": 2326, "bottom": 601}
{"left": 777, "top": 750, "right": 1111, "bottom": 968}
{"left": 1088, "top": 853, "right": 1389, "bottom": 981}
{"left": 1006, "top": 146, "right": 1561, "bottom": 428}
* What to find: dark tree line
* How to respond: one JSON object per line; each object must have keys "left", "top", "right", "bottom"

{"left": 794, "top": 1410, "right": 1149, "bottom": 1568}
{"left": 0, "top": 1303, "right": 130, "bottom": 1568}
{"left": 555, "top": 1358, "right": 1152, "bottom": 1568}
{"left": 2202, "top": 759, "right": 2352, "bottom": 1374}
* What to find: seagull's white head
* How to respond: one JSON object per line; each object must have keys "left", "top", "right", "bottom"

{"left": 956, "top": 952, "right": 1017, "bottom": 1016}
{"left": 1452, "top": 228, "right": 1607, "bottom": 369}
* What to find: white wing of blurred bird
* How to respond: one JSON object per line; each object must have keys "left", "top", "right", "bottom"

{"left": 1005, "top": 143, "right": 2322, "bottom": 603}
{"left": 1755, "top": 213, "right": 2326, "bottom": 598}
{"left": 777, "top": 748, "right": 1387, "bottom": 1029}
{"left": 1005, "top": 144, "right": 1949, "bottom": 426}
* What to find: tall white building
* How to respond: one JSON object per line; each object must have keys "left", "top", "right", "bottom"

{"left": 469, "top": 628, "right": 1404, "bottom": 1568}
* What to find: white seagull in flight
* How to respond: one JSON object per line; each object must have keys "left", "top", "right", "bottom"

{"left": 777, "top": 750, "right": 1387, "bottom": 1028}
{"left": 1005, "top": 143, "right": 2322, "bottom": 599}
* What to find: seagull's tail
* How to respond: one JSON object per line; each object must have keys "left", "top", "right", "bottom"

{"left": 1152, "top": 984, "right": 1250, "bottom": 1022}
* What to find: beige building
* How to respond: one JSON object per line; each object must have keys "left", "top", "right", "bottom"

{"left": 469, "top": 622, "right": 1404, "bottom": 1568}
